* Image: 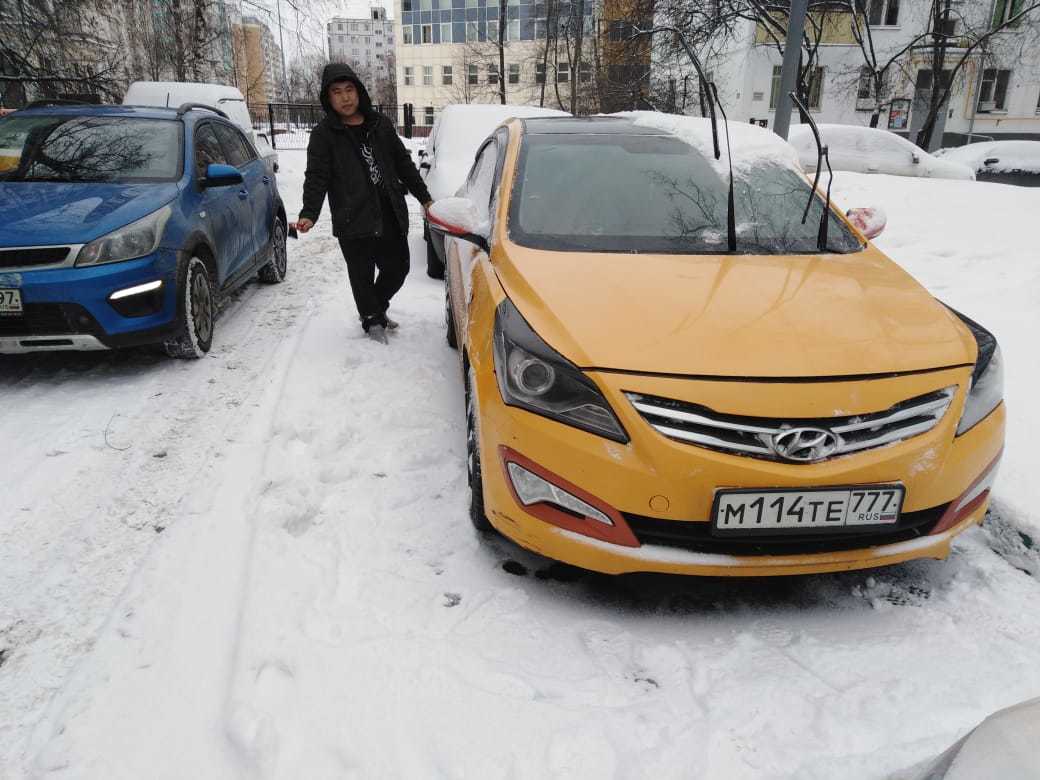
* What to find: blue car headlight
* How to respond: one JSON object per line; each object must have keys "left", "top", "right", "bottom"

{"left": 492, "top": 298, "right": 628, "bottom": 443}
{"left": 76, "top": 204, "right": 172, "bottom": 267}
{"left": 951, "top": 308, "right": 1003, "bottom": 436}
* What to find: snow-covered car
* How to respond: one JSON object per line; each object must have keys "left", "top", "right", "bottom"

{"left": 420, "top": 103, "right": 568, "bottom": 278}
{"left": 427, "top": 112, "right": 1004, "bottom": 578}
{"left": 935, "top": 140, "right": 1040, "bottom": 187}
{"left": 908, "top": 697, "right": 1040, "bottom": 778}
{"left": 789, "top": 124, "right": 974, "bottom": 180}
{"left": 123, "top": 81, "right": 279, "bottom": 174}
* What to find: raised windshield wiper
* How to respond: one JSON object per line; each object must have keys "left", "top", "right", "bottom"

{"left": 789, "top": 91, "right": 833, "bottom": 252}
{"left": 630, "top": 26, "right": 736, "bottom": 252}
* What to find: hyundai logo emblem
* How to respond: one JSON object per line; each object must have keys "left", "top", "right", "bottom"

{"left": 771, "top": 427, "right": 841, "bottom": 462}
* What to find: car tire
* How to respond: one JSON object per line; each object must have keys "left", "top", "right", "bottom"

{"left": 163, "top": 256, "right": 214, "bottom": 359}
{"left": 446, "top": 286, "right": 458, "bottom": 350}
{"left": 258, "top": 218, "right": 288, "bottom": 284}
{"left": 466, "top": 368, "right": 494, "bottom": 533}
{"left": 426, "top": 235, "right": 445, "bottom": 279}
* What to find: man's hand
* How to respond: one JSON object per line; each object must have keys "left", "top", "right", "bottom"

{"left": 294, "top": 218, "right": 314, "bottom": 233}
{"left": 422, "top": 201, "right": 433, "bottom": 214}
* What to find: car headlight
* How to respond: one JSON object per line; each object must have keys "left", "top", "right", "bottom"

{"left": 952, "top": 308, "right": 1003, "bottom": 436}
{"left": 492, "top": 298, "right": 628, "bottom": 443}
{"left": 76, "top": 204, "right": 172, "bottom": 267}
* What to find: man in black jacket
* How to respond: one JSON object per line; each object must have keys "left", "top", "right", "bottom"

{"left": 295, "top": 63, "right": 433, "bottom": 343}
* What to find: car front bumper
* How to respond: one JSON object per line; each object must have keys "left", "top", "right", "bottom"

{"left": 0, "top": 248, "right": 181, "bottom": 352}
{"left": 474, "top": 359, "right": 1005, "bottom": 577}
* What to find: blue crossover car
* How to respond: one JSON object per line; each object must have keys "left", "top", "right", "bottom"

{"left": 0, "top": 102, "right": 288, "bottom": 358}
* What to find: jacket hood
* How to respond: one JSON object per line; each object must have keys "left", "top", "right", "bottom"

{"left": 319, "top": 63, "right": 373, "bottom": 118}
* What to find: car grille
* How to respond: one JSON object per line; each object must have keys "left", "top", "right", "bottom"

{"left": 624, "top": 504, "right": 948, "bottom": 556}
{"left": 0, "top": 247, "right": 71, "bottom": 269}
{"left": 625, "top": 387, "right": 955, "bottom": 463}
{"left": 0, "top": 303, "right": 97, "bottom": 336}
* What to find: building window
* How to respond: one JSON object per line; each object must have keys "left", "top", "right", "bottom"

{"left": 508, "top": 20, "right": 519, "bottom": 41}
{"left": 608, "top": 20, "right": 632, "bottom": 41}
{"left": 1036, "top": 85, "right": 1040, "bottom": 114}
{"left": 978, "top": 68, "right": 1011, "bottom": 111}
{"left": 402, "top": 26, "right": 413, "bottom": 43}
{"left": 442, "top": 65, "right": 453, "bottom": 85}
{"left": 769, "top": 65, "right": 782, "bottom": 109}
{"left": 425, "top": 106, "right": 435, "bottom": 126}
{"left": 467, "top": 21, "right": 479, "bottom": 42}
{"left": 857, "top": 0, "right": 900, "bottom": 26}
{"left": 508, "top": 63, "right": 520, "bottom": 84}
{"left": 557, "top": 62, "right": 569, "bottom": 83}
{"left": 423, "top": 65, "right": 433, "bottom": 86}
{"left": 421, "top": 24, "right": 432, "bottom": 43}
{"left": 807, "top": 66, "right": 824, "bottom": 109}
{"left": 993, "top": 0, "right": 1026, "bottom": 27}
{"left": 488, "top": 63, "right": 499, "bottom": 85}
{"left": 535, "top": 62, "right": 545, "bottom": 84}
{"left": 488, "top": 21, "right": 499, "bottom": 41}
{"left": 468, "top": 64, "right": 479, "bottom": 85}
{"left": 441, "top": 22, "right": 452, "bottom": 42}
{"left": 337, "top": 22, "right": 343, "bottom": 31}
{"left": 580, "top": 61, "right": 592, "bottom": 83}
{"left": 404, "top": 66, "right": 414, "bottom": 86}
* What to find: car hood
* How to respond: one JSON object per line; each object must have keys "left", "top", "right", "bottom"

{"left": 495, "top": 242, "right": 976, "bottom": 378}
{"left": 0, "top": 182, "right": 180, "bottom": 246}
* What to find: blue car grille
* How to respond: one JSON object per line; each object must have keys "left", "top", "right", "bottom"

{"left": 0, "top": 247, "right": 71, "bottom": 269}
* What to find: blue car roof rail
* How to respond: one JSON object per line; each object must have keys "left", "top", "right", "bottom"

{"left": 25, "top": 98, "right": 91, "bottom": 108}
{"left": 176, "top": 102, "right": 229, "bottom": 120}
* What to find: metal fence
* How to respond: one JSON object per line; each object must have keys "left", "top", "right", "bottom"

{"left": 254, "top": 102, "right": 435, "bottom": 149}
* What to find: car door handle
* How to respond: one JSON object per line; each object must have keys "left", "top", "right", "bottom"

{"left": 238, "top": 189, "right": 248, "bottom": 199}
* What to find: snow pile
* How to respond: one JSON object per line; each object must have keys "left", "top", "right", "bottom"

{"left": 789, "top": 124, "right": 974, "bottom": 181}
{"left": 617, "top": 110, "right": 803, "bottom": 177}
{"left": 424, "top": 104, "right": 568, "bottom": 200}
{"left": 936, "top": 140, "right": 1040, "bottom": 174}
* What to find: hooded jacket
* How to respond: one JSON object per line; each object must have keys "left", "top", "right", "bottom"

{"left": 299, "top": 63, "right": 431, "bottom": 240}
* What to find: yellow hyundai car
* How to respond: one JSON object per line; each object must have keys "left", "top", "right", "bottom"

{"left": 428, "top": 114, "right": 1004, "bottom": 577}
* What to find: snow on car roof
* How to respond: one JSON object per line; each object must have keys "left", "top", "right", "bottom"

{"left": 614, "top": 111, "right": 804, "bottom": 176}
{"left": 430, "top": 103, "right": 568, "bottom": 165}
{"left": 937, "top": 140, "right": 1040, "bottom": 174}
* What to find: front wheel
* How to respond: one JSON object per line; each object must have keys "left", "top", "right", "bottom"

{"left": 258, "top": 218, "right": 288, "bottom": 283}
{"left": 466, "top": 368, "right": 493, "bottom": 533}
{"left": 164, "top": 256, "right": 214, "bottom": 359}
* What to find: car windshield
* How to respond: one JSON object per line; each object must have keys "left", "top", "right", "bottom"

{"left": 0, "top": 115, "right": 182, "bottom": 183}
{"left": 509, "top": 134, "right": 862, "bottom": 255}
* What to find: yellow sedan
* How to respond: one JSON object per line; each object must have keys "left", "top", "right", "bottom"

{"left": 428, "top": 114, "right": 1004, "bottom": 577}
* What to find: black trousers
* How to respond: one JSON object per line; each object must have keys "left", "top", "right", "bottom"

{"left": 338, "top": 218, "right": 410, "bottom": 322}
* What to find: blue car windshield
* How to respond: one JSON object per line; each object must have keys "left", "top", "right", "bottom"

{"left": 509, "top": 134, "right": 862, "bottom": 255}
{"left": 0, "top": 115, "right": 182, "bottom": 183}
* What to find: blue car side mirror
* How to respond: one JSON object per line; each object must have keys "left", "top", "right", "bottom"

{"left": 202, "top": 163, "right": 243, "bottom": 188}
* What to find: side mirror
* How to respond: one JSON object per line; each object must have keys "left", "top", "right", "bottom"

{"left": 427, "top": 197, "right": 490, "bottom": 254}
{"left": 983, "top": 157, "right": 999, "bottom": 166}
{"left": 201, "top": 163, "right": 243, "bottom": 187}
{"left": 846, "top": 207, "right": 887, "bottom": 240}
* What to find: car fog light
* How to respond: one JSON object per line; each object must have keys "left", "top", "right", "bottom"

{"left": 110, "top": 280, "right": 163, "bottom": 300}
{"left": 506, "top": 462, "right": 613, "bottom": 526}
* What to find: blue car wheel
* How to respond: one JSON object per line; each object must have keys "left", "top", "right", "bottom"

{"left": 163, "top": 256, "right": 214, "bottom": 359}
{"left": 258, "top": 218, "right": 288, "bottom": 284}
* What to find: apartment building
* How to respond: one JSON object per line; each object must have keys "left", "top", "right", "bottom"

{"left": 653, "top": 0, "right": 1040, "bottom": 146}
{"left": 327, "top": 8, "right": 396, "bottom": 85}
{"left": 393, "top": 0, "right": 651, "bottom": 125}
{"left": 233, "top": 16, "right": 286, "bottom": 108}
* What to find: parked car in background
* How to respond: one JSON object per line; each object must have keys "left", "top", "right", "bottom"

{"left": 419, "top": 103, "right": 567, "bottom": 278}
{"left": 428, "top": 113, "right": 1003, "bottom": 578}
{"left": 789, "top": 124, "right": 974, "bottom": 180}
{"left": 935, "top": 140, "right": 1040, "bottom": 187}
{"left": 0, "top": 102, "right": 288, "bottom": 358}
{"left": 123, "top": 81, "right": 279, "bottom": 173}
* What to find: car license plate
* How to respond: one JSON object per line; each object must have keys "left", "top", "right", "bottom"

{"left": 713, "top": 485, "right": 904, "bottom": 535}
{"left": 0, "top": 288, "right": 22, "bottom": 316}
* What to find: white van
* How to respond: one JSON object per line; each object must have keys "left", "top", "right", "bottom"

{"left": 122, "top": 81, "right": 278, "bottom": 170}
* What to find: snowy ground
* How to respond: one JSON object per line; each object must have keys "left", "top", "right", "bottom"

{"left": 2, "top": 151, "right": 1039, "bottom": 780}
